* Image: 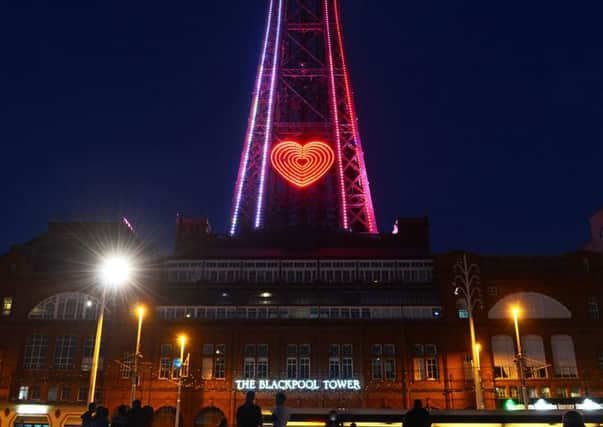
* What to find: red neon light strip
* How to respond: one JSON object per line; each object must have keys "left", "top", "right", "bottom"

{"left": 333, "top": 0, "right": 377, "bottom": 233}
{"left": 271, "top": 141, "right": 335, "bottom": 188}
{"left": 323, "top": 0, "right": 349, "bottom": 230}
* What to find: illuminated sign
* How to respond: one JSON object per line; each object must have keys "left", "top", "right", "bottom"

{"left": 270, "top": 141, "right": 335, "bottom": 188}
{"left": 16, "top": 404, "right": 49, "bottom": 415}
{"left": 235, "top": 379, "right": 361, "bottom": 392}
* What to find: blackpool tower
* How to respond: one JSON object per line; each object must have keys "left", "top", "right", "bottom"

{"left": 230, "top": 0, "right": 377, "bottom": 235}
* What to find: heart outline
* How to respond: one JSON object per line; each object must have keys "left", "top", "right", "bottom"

{"left": 270, "top": 140, "right": 335, "bottom": 188}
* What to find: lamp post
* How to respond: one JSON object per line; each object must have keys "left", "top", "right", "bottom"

{"left": 511, "top": 306, "right": 529, "bottom": 407}
{"left": 130, "top": 305, "right": 145, "bottom": 403}
{"left": 174, "top": 334, "right": 186, "bottom": 427}
{"left": 88, "top": 256, "right": 131, "bottom": 404}
{"left": 452, "top": 253, "right": 484, "bottom": 409}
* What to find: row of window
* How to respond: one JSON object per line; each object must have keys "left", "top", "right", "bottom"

{"left": 494, "top": 385, "right": 582, "bottom": 400}
{"left": 28, "top": 293, "right": 100, "bottom": 320}
{"left": 156, "top": 306, "right": 443, "bottom": 320}
{"left": 168, "top": 260, "right": 433, "bottom": 269}
{"left": 17, "top": 385, "right": 100, "bottom": 402}
{"left": 165, "top": 259, "right": 434, "bottom": 284}
{"left": 153, "top": 343, "right": 437, "bottom": 382}
{"left": 492, "top": 334, "right": 578, "bottom": 379}
{"left": 23, "top": 335, "right": 103, "bottom": 370}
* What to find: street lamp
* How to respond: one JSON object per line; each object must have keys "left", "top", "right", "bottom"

{"left": 452, "top": 253, "right": 484, "bottom": 409}
{"left": 475, "top": 343, "right": 481, "bottom": 370}
{"left": 88, "top": 255, "right": 132, "bottom": 404}
{"left": 174, "top": 334, "right": 187, "bottom": 427}
{"left": 130, "top": 305, "right": 145, "bottom": 402}
{"left": 511, "top": 305, "right": 529, "bottom": 407}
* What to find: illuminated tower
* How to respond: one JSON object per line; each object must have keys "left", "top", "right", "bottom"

{"left": 230, "top": 0, "right": 377, "bottom": 235}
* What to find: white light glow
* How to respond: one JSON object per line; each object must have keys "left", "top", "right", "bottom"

{"left": 230, "top": 0, "right": 276, "bottom": 236}
{"left": 99, "top": 256, "right": 131, "bottom": 286}
{"left": 255, "top": 0, "right": 284, "bottom": 229}
{"left": 577, "top": 398, "right": 602, "bottom": 410}
{"left": 235, "top": 378, "right": 361, "bottom": 392}
{"left": 531, "top": 399, "right": 556, "bottom": 410}
{"left": 17, "top": 404, "right": 49, "bottom": 415}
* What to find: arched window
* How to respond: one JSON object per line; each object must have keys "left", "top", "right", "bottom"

{"left": 488, "top": 292, "right": 571, "bottom": 319}
{"left": 521, "top": 335, "right": 547, "bottom": 378}
{"left": 28, "top": 292, "right": 100, "bottom": 320}
{"left": 551, "top": 335, "right": 578, "bottom": 378}
{"left": 491, "top": 335, "right": 517, "bottom": 379}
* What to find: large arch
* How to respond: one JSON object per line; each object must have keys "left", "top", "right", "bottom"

{"left": 28, "top": 291, "right": 101, "bottom": 320}
{"left": 194, "top": 407, "right": 226, "bottom": 427}
{"left": 155, "top": 406, "right": 181, "bottom": 427}
{"left": 488, "top": 292, "right": 571, "bottom": 319}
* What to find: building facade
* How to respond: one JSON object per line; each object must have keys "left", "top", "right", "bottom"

{"left": 0, "top": 220, "right": 602, "bottom": 427}
{"left": 1, "top": 1, "right": 602, "bottom": 426}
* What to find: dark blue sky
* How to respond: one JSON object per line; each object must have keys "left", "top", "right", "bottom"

{"left": 1, "top": 1, "right": 602, "bottom": 255}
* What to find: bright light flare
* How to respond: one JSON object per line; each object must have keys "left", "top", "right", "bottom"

{"left": 577, "top": 398, "right": 602, "bottom": 410}
{"left": 136, "top": 305, "right": 145, "bottom": 317}
{"left": 178, "top": 334, "right": 187, "bottom": 346}
{"left": 98, "top": 255, "right": 132, "bottom": 287}
{"left": 511, "top": 305, "right": 520, "bottom": 319}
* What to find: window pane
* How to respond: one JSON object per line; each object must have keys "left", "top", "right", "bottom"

{"left": 299, "top": 357, "right": 310, "bottom": 379}
{"left": 413, "top": 358, "right": 424, "bottom": 381}
{"left": 244, "top": 358, "right": 255, "bottom": 378}
{"left": 287, "top": 358, "right": 297, "bottom": 379}
{"left": 159, "top": 357, "right": 171, "bottom": 379}
{"left": 426, "top": 357, "right": 439, "bottom": 380}
{"left": 385, "top": 359, "right": 396, "bottom": 380}
{"left": 24, "top": 335, "right": 48, "bottom": 369}
{"left": 257, "top": 358, "right": 268, "bottom": 379}
{"left": 551, "top": 335, "right": 578, "bottom": 377}
{"left": 54, "top": 336, "right": 77, "bottom": 369}
{"left": 372, "top": 359, "right": 383, "bottom": 380}
{"left": 342, "top": 358, "right": 353, "bottom": 378}
{"left": 202, "top": 357, "right": 213, "bottom": 379}
{"left": 329, "top": 359, "right": 340, "bottom": 379}
{"left": 214, "top": 358, "right": 225, "bottom": 379}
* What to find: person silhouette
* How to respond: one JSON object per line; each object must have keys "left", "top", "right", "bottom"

{"left": 81, "top": 403, "right": 96, "bottom": 427}
{"left": 236, "top": 391, "right": 263, "bottom": 427}
{"left": 271, "top": 392, "right": 289, "bottom": 427}
{"left": 403, "top": 400, "right": 431, "bottom": 427}
{"left": 562, "top": 410, "right": 585, "bottom": 427}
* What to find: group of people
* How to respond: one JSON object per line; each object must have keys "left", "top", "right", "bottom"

{"left": 236, "top": 391, "right": 289, "bottom": 427}
{"left": 402, "top": 399, "right": 588, "bottom": 427}
{"left": 81, "top": 400, "right": 154, "bottom": 427}
{"left": 83, "top": 395, "right": 588, "bottom": 427}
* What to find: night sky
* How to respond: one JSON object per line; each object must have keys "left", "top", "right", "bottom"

{"left": 2, "top": 1, "right": 602, "bottom": 255}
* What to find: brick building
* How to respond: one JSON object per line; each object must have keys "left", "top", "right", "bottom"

{"left": 0, "top": 218, "right": 602, "bottom": 427}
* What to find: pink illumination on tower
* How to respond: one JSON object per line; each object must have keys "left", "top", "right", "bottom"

{"left": 230, "top": 0, "right": 378, "bottom": 234}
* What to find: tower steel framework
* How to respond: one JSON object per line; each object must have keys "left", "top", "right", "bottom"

{"left": 230, "top": 0, "right": 377, "bottom": 235}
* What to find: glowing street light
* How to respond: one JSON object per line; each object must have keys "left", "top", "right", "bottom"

{"left": 475, "top": 343, "right": 481, "bottom": 370}
{"left": 174, "top": 334, "right": 187, "bottom": 427}
{"left": 130, "top": 305, "right": 145, "bottom": 402}
{"left": 511, "top": 305, "right": 529, "bottom": 407}
{"left": 87, "top": 255, "right": 132, "bottom": 404}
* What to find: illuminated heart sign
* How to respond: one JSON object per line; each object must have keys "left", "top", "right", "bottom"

{"left": 270, "top": 140, "right": 335, "bottom": 188}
